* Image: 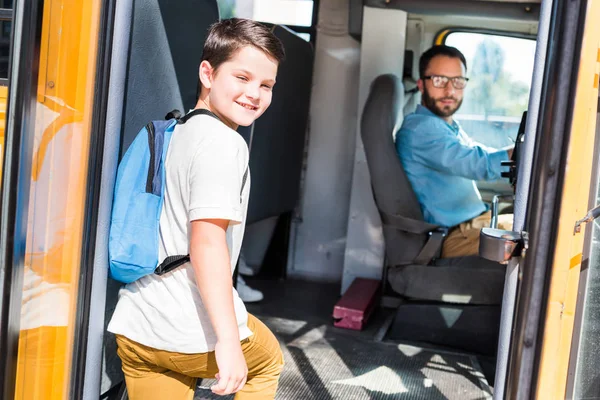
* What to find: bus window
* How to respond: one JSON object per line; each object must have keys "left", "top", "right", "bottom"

{"left": 216, "top": 0, "right": 316, "bottom": 41}
{"left": 0, "top": 1, "right": 11, "bottom": 183}
{"left": 0, "top": 1, "right": 10, "bottom": 79}
{"left": 444, "top": 31, "right": 536, "bottom": 149}
{"left": 218, "top": 0, "right": 313, "bottom": 26}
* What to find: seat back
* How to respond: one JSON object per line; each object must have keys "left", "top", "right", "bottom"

{"left": 120, "top": 0, "right": 219, "bottom": 155}
{"left": 362, "top": 76, "right": 506, "bottom": 306}
{"left": 245, "top": 26, "right": 314, "bottom": 224}
{"left": 360, "top": 74, "right": 427, "bottom": 266}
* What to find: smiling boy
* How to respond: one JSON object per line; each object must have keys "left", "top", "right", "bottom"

{"left": 107, "top": 19, "right": 285, "bottom": 400}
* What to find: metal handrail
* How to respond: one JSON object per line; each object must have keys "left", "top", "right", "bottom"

{"left": 491, "top": 194, "right": 515, "bottom": 229}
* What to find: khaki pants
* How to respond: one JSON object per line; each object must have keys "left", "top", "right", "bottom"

{"left": 441, "top": 211, "right": 514, "bottom": 258}
{"left": 116, "top": 314, "right": 284, "bottom": 400}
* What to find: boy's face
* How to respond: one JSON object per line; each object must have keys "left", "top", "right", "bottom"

{"left": 200, "top": 46, "right": 278, "bottom": 128}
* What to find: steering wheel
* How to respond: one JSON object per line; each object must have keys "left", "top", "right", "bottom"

{"left": 502, "top": 110, "right": 527, "bottom": 191}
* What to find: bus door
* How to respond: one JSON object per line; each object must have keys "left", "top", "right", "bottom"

{"left": 0, "top": 0, "right": 111, "bottom": 399}
{"left": 484, "top": 0, "right": 600, "bottom": 398}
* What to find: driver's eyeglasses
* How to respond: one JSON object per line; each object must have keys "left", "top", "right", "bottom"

{"left": 423, "top": 75, "right": 469, "bottom": 89}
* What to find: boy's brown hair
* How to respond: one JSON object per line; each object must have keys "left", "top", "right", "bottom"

{"left": 198, "top": 18, "right": 285, "bottom": 94}
{"left": 203, "top": 18, "right": 285, "bottom": 67}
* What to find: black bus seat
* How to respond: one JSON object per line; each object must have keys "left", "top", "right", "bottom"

{"left": 120, "top": 0, "right": 219, "bottom": 154}
{"left": 361, "top": 73, "right": 504, "bottom": 354}
{"left": 361, "top": 74, "right": 505, "bottom": 305}
{"left": 237, "top": 26, "right": 313, "bottom": 275}
{"left": 244, "top": 26, "right": 313, "bottom": 225}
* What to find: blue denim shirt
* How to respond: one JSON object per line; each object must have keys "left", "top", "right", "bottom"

{"left": 395, "top": 105, "right": 510, "bottom": 228}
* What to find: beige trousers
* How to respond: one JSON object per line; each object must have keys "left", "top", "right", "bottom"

{"left": 116, "top": 314, "right": 284, "bottom": 400}
{"left": 441, "top": 211, "right": 514, "bottom": 258}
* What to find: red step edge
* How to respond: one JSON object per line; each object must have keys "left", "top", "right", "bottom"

{"left": 332, "top": 278, "right": 380, "bottom": 330}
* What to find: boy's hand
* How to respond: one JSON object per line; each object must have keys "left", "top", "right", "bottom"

{"left": 211, "top": 339, "right": 248, "bottom": 395}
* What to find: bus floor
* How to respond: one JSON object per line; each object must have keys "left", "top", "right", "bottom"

{"left": 195, "top": 279, "right": 494, "bottom": 400}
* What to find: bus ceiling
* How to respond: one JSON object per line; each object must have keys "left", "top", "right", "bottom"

{"left": 363, "top": 0, "right": 540, "bottom": 19}
{"left": 349, "top": 0, "right": 541, "bottom": 40}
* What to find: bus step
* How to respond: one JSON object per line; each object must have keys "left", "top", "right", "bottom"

{"left": 332, "top": 278, "right": 380, "bottom": 330}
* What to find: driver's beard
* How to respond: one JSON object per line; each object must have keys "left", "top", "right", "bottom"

{"left": 422, "top": 87, "right": 462, "bottom": 118}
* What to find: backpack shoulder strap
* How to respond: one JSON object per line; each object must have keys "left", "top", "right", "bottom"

{"left": 145, "top": 115, "right": 180, "bottom": 196}
{"left": 165, "top": 109, "right": 183, "bottom": 120}
{"left": 179, "top": 108, "right": 220, "bottom": 124}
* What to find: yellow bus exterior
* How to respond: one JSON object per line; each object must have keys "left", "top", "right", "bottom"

{"left": 536, "top": 0, "right": 600, "bottom": 397}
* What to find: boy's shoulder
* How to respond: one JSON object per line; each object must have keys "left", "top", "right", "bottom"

{"left": 172, "top": 114, "right": 248, "bottom": 164}
{"left": 178, "top": 113, "right": 246, "bottom": 147}
{"left": 177, "top": 112, "right": 227, "bottom": 134}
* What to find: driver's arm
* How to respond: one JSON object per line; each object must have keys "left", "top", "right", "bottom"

{"left": 405, "top": 127, "right": 510, "bottom": 181}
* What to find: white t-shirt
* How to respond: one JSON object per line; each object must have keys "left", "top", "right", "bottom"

{"left": 108, "top": 112, "right": 252, "bottom": 353}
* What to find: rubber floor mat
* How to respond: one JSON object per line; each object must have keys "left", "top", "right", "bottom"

{"left": 195, "top": 315, "right": 492, "bottom": 400}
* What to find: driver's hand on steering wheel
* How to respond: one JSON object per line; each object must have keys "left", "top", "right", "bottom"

{"left": 507, "top": 146, "right": 514, "bottom": 159}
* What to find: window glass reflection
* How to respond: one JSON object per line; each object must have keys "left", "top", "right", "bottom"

{"left": 445, "top": 32, "right": 536, "bottom": 148}
{"left": 217, "top": 0, "right": 314, "bottom": 27}
{"left": 0, "top": 0, "right": 11, "bottom": 198}
{"left": 13, "top": 0, "right": 102, "bottom": 398}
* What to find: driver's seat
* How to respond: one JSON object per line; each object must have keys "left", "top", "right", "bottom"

{"left": 361, "top": 74, "right": 505, "bottom": 353}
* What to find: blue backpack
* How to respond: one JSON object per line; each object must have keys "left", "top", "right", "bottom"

{"left": 109, "top": 109, "right": 219, "bottom": 283}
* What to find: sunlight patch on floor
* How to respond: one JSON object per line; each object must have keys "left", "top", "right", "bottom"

{"left": 332, "top": 366, "right": 410, "bottom": 395}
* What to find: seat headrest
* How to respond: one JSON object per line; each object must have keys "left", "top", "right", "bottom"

{"left": 361, "top": 73, "right": 424, "bottom": 221}
{"left": 362, "top": 74, "right": 404, "bottom": 136}
{"left": 361, "top": 74, "right": 428, "bottom": 266}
